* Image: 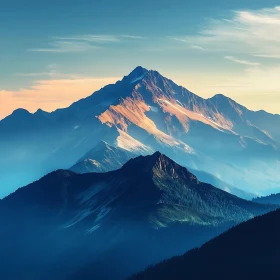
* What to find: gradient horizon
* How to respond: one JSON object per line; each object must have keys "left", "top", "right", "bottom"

{"left": 1, "top": 0, "right": 280, "bottom": 119}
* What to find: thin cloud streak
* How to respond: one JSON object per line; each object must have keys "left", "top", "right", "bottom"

{"left": 191, "top": 45, "right": 206, "bottom": 51}
{"left": 225, "top": 56, "right": 260, "bottom": 66}
{"left": 29, "top": 34, "right": 144, "bottom": 53}
{"left": 173, "top": 6, "right": 280, "bottom": 57}
{"left": 29, "top": 41, "right": 98, "bottom": 53}
{"left": 55, "top": 35, "right": 121, "bottom": 42}
{"left": 252, "top": 54, "right": 280, "bottom": 58}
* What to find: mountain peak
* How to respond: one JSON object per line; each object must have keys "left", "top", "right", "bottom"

{"left": 210, "top": 93, "right": 230, "bottom": 100}
{"left": 122, "top": 152, "right": 198, "bottom": 182}
{"left": 209, "top": 93, "right": 242, "bottom": 106}
{"left": 122, "top": 151, "right": 166, "bottom": 170}
{"left": 34, "top": 108, "right": 46, "bottom": 114}
{"left": 79, "top": 141, "right": 115, "bottom": 161}
{"left": 11, "top": 108, "right": 30, "bottom": 116}
{"left": 129, "top": 66, "right": 148, "bottom": 76}
{"left": 122, "top": 66, "right": 149, "bottom": 84}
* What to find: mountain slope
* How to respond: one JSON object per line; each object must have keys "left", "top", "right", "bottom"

{"left": 70, "top": 141, "right": 252, "bottom": 199}
{"left": 253, "top": 193, "right": 280, "bottom": 205}
{"left": 130, "top": 207, "right": 280, "bottom": 280}
{"left": 189, "top": 168, "right": 254, "bottom": 200}
{"left": 70, "top": 141, "right": 136, "bottom": 173}
{"left": 0, "top": 153, "right": 274, "bottom": 280}
{"left": 1, "top": 66, "right": 280, "bottom": 197}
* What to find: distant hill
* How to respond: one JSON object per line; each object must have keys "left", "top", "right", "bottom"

{"left": 189, "top": 168, "right": 254, "bottom": 199}
{"left": 253, "top": 193, "right": 280, "bottom": 205}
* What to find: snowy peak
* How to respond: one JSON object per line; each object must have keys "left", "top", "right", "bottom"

{"left": 123, "top": 66, "right": 148, "bottom": 84}
{"left": 2, "top": 66, "right": 280, "bottom": 199}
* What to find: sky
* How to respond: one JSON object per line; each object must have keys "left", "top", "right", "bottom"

{"left": 1, "top": 0, "right": 280, "bottom": 119}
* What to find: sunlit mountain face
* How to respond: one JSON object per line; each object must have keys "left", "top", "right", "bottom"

{"left": 1, "top": 66, "right": 280, "bottom": 198}
{"left": 0, "top": 152, "right": 275, "bottom": 280}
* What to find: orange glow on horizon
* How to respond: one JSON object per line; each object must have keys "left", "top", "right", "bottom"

{"left": 0, "top": 77, "right": 120, "bottom": 120}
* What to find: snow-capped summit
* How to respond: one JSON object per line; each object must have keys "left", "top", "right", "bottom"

{"left": 1, "top": 66, "right": 280, "bottom": 198}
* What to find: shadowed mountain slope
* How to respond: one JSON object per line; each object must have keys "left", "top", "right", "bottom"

{"left": 0, "top": 153, "right": 275, "bottom": 280}
{"left": 130, "top": 207, "right": 280, "bottom": 280}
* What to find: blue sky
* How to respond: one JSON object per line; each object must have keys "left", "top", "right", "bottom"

{"left": 1, "top": 0, "right": 280, "bottom": 119}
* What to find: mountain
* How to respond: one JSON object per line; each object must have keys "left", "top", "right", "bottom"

{"left": 70, "top": 141, "right": 136, "bottom": 173}
{"left": 130, "top": 207, "right": 280, "bottom": 280}
{"left": 0, "top": 153, "right": 274, "bottom": 280}
{"left": 1, "top": 66, "right": 280, "bottom": 197}
{"left": 189, "top": 168, "right": 254, "bottom": 200}
{"left": 253, "top": 193, "right": 280, "bottom": 205}
{"left": 69, "top": 141, "right": 252, "bottom": 199}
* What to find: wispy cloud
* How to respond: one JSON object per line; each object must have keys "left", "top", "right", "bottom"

{"left": 120, "top": 35, "right": 145, "bottom": 39}
{"left": 54, "top": 35, "right": 120, "bottom": 42}
{"left": 29, "top": 34, "right": 144, "bottom": 53}
{"left": 252, "top": 54, "right": 280, "bottom": 58}
{"left": 174, "top": 6, "right": 280, "bottom": 58}
{"left": 15, "top": 64, "right": 56, "bottom": 77}
{"left": 14, "top": 72, "right": 55, "bottom": 77}
{"left": 191, "top": 45, "right": 206, "bottom": 51}
{"left": 171, "top": 37, "right": 207, "bottom": 51}
{"left": 29, "top": 41, "right": 97, "bottom": 53}
{"left": 225, "top": 56, "right": 260, "bottom": 66}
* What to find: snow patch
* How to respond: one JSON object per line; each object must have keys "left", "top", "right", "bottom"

{"left": 176, "top": 100, "right": 184, "bottom": 107}
{"left": 224, "top": 187, "right": 231, "bottom": 194}
{"left": 131, "top": 75, "right": 144, "bottom": 84}
{"left": 77, "top": 183, "right": 105, "bottom": 205}
{"left": 87, "top": 224, "right": 100, "bottom": 234}
{"left": 149, "top": 105, "right": 158, "bottom": 112}
{"left": 95, "top": 206, "right": 111, "bottom": 222}
{"left": 158, "top": 98, "right": 230, "bottom": 132}
{"left": 87, "top": 159, "right": 101, "bottom": 167}
{"left": 116, "top": 129, "right": 152, "bottom": 155}
{"left": 62, "top": 209, "right": 92, "bottom": 229}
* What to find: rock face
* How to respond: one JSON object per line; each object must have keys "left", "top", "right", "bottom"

{"left": 1, "top": 66, "right": 280, "bottom": 197}
{"left": 0, "top": 153, "right": 275, "bottom": 280}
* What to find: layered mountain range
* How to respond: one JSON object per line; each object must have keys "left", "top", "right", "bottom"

{"left": 1, "top": 66, "right": 280, "bottom": 197}
{"left": 253, "top": 193, "right": 280, "bottom": 205}
{"left": 131, "top": 204, "right": 280, "bottom": 280}
{"left": 69, "top": 141, "right": 252, "bottom": 199}
{"left": 0, "top": 153, "right": 274, "bottom": 280}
